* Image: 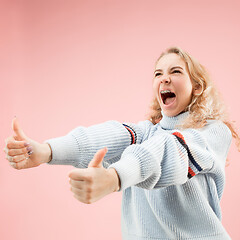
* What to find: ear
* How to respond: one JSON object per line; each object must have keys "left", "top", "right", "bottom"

{"left": 193, "top": 84, "right": 202, "bottom": 96}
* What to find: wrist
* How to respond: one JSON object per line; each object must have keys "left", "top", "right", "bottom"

{"left": 41, "top": 143, "right": 52, "bottom": 163}
{"left": 108, "top": 168, "right": 121, "bottom": 192}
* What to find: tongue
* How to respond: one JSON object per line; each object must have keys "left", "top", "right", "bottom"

{"left": 165, "top": 97, "right": 175, "bottom": 105}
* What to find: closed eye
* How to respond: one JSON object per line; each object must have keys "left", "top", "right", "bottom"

{"left": 155, "top": 72, "right": 162, "bottom": 77}
{"left": 172, "top": 70, "right": 181, "bottom": 74}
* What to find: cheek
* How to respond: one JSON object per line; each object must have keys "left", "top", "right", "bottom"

{"left": 175, "top": 78, "right": 193, "bottom": 95}
{"left": 152, "top": 79, "right": 159, "bottom": 95}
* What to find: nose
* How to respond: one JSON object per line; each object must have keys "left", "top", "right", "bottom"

{"left": 160, "top": 76, "right": 171, "bottom": 84}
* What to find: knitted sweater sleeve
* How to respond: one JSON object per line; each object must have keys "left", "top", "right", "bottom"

{"left": 109, "top": 121, "right": 232, "bottom": 190}
{"left": 45, "top": 120, "right": 146, "bottom": 167}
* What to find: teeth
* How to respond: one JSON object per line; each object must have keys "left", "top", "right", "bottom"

{"left": 161, "top": 90, "right": 171, "bottom": 94}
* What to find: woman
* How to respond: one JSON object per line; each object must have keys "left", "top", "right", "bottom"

{"left": 5, "top": 47, "right": 239, "bottom": 239}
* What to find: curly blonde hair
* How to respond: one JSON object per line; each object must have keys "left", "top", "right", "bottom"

{"left": 149, "top": 47, "right": 239, "bottom": 150}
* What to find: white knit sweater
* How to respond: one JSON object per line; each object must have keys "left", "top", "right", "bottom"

{"left": 46, "top": 112, "right": 232, "bottom": 239}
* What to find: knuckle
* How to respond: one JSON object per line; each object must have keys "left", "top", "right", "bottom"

{"left": 70, "top": 181, "right": 75, "bottom": 188}
{"left": 10, "top": 161, "right": 22, "bottom": 170}
{"left": 87, "top": 176, "right": 93, "bottom": 184}
{"left": 12, "top": 156, "right": 16, "bottom": 162}
{"left": 8, "top": 149, "right": 15, "bottom": 156}
{"left": 85, "top": 198, "right": 92, "bottom": 204}
{"left": 6, "top": 142, "right": 11, "bottom": 149}
{"left": 86, "top": 192, "right": 92, "bottom": 202}
{"left": 86, "top": 186, "right": 93, "bottom": 193}
{"left": 7, "top": 141, "right": 15, "bottom": 149}
{"left": 12, "top": 156, "right": 21, "bottom": 163}
{"left": 9, "top": 162, "right": 17, "bottom": 169}
{"left": 83, "top": 200, "right": 89, "bottom": 204}
{"left": 9, "top": 162, "right": 14, "bottom": 167}
{"left": 14, "top": 163, "right": 20, "bottom": 170}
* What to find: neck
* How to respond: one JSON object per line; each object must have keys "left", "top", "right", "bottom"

{"left": 160, "top": 111, "right": 189, "bottom": 130}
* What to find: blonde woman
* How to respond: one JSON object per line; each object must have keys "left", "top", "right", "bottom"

{"left": 4, "top": 47, "right": 239, "bottom": 239}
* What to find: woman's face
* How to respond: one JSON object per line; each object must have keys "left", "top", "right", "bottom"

{"left": 153, "top": 53, "right": 197, "bottom": 117}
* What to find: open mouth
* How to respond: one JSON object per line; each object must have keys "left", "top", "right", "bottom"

{"left": 160, "top": 90, "right": 176, "bottom": 105}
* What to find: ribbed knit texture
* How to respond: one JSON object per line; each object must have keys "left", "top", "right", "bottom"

{"left": 46, "top": 112, "right": 232, "bottom": 239}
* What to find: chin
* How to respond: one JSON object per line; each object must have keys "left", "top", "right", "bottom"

{"left": 163, "top": 112, "right": 177, "bottom": 117}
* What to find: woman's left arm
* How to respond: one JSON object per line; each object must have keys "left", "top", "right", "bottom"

{"left": 109, "top": 121, "right": 232, "bottom": 191}
{"left": 69, "top": 121, "right": 232, "bottom": 204}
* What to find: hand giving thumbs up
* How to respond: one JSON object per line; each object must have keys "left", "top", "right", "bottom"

{"left": 69, "top": 148, "right": 120, "bottom": 204}
{"left": 4, "top": 117, "right": 52, "bottom": 169}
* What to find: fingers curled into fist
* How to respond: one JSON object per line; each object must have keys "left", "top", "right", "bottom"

{"left": 4, "top": 138, "right": 34, "bottom": 170}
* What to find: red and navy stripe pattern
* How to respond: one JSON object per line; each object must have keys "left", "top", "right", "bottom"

{"left": 123, "top": 124, "right": 137, "bottom": 145}
{"left": 172, "top": 132, "right": 203, "bottom": 179}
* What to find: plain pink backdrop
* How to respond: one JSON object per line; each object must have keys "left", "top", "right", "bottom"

{"left": 1, "top": 0, "right": 239, "bottom": 239}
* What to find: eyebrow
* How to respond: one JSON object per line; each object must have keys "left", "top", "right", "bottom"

{"left": 154, "top": 66, "right": 184, "bottom": 73}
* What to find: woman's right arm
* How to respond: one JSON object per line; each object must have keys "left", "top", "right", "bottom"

{"left": 4, "top": 118, "right": 148, "bottom": 170}
{"left": 45, "top": 120, "right": 146, "bottom": 168}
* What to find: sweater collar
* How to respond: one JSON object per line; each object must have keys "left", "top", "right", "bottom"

{"left": 159, "top": 111, "right": 189, "bottom": 130}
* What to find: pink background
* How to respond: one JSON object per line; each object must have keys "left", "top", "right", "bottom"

{"left": 1, "top": 0, "right": 239, "bottom": 239}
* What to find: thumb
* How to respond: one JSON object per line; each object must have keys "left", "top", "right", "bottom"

{"left": 88, "top": 147, "right": 108, "bottom": 168}
{"left": 12, "top": 117, "right": 28, "bottom": 141}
